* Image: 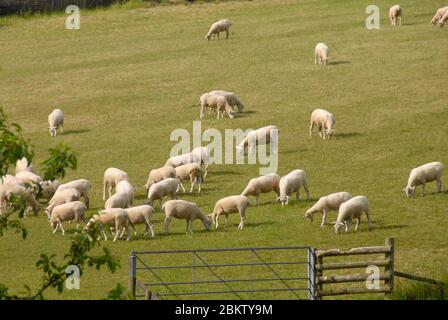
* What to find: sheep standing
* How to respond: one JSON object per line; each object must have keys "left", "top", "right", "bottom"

{"left": 305, "top": 192, "right": 352, "bottom": 227}
{"left": 85, "top": 208, "right": 130, "bottom": 242}
{"left": 103, "top": 167, "right": 129, "bottom": 201}
{"left": 105, "top": 180, "right": 134, "bottom": 209}
{"left": 48, "top": 109, "right": 64, "bottom": 137}
{"left": 122, "top": 205, "right": 155, "bottom": 239}
{"left": 209, "top": 90, "right": 244, "bottom": 113}
{"left": 199, "top": 93, "right": 234, "bottom": 119}
{"left": 50, "top": 201, "right": 87, "bottom": 235}
{"left": 403, "top": 162, "right": 444, "bottom": 198}
{"left": 236, "top": 125, "right": 279, "bottom": 155}
{"left": 0, "top": 175, "right": 40, "bottom": 216}
{"left": 45, "top": 188, "right": 81, "bottom": 218}
{"left": 210, "top": 195, "right": 249, "bottom": 230}
{"left": 389, "top": 5, "right": 402, "bottom": 26}
{"left": 52, "top": 179, "right": 91, "bottom": 208}
{"left": 241, "top": 173, "right": 281, "bottom": 205}
{"left": 175, "top": 163, "right": 203, "bottom": 193}
{"left": 309, "top": 108, "right": 335, "bottom": 140}
{"left": 315, "top": 43, "right": 329, "bottom": 66}
{"left": 205, "top": 19, "right": 232, "bottom": 40}
{"left": 334, "top": 195, "right": 371, "bottom": 234}
{"left": 162, "top": 200, "right": 212, "bottom": 235}
{"left": 165, "top": 146, "right": 210, "bottom": 180}
{"left": 277, "top": 170, "right": 310, "bottom": 206}
{"left": 431, "top": 6, "right": 448, "bottom": 26}
{"left": 147, "top": 178, "right": 178, "bottom": 208}
{"left": 440, "top": 10, "right": 448, "bottom": 26}
{"left": 144, "top": 166, "right": 176, "bottom": 191}
{"left": 39, "top": 180, "right": 61, "bottom": 201}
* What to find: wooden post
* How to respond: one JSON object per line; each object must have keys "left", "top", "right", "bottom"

{"left": 384, "top": 238, "right": 395, "bottom": 298}
{"left": 316, "top": 255, "right": 323, "bottom": 300}
{"left": 145, "top": 289, "right": 152, "bottom": 300}
{"left": 129, "top": 252, "right": 137, "bottom": 299}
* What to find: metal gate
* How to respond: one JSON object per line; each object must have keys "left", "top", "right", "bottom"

{"left": 129, "top": 246, "right": 317, "bottom": 300}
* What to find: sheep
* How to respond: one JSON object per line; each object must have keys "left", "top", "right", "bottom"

{"left": 15, "top": 171, "right": 43, "bottom": 186}
{"left": 334, "top": 195, "right": 371, "bottom": 234}
{"left": 277, "top": 170, "right": 310, "bottom": 206}
{"left": 165, "top": 146, "right": 210, "bottom": 180}
{"left": 144, "top": 166, "right": 176, "bottom": 191}
{"left": 103, "top": 167, "right": 129, "bottom": 201}
{"left": 0, "top": 175, "right": 40, "bottom": 216}
{"left": 199, "top": 93, "right": 234, "bottom": 119}
{"left": 105, "top": 180, "right": 134, "bottom": 209}
{"left": 147, "top": 178, "right": 178, "bottom": 208}
{"left": 39, "top": 180, "right": 61, "bottom": 201}
{"left": 389, "top": 5, "right": 402, "bottom": 26}
{"left": 209, "top": 90, "right": 244, "bottom": 113}
{"left": 305, "top": 192, "right": 352, "bottom": 227}
{"left": 45, "top": 187, "right": 81, "bottom": 219}
{"left": 205, "top": 19, "right": 232, "bottom": 41}
{"left": 52, "top": 179, "right": 91, "bottom": 208}
{"left": 315, "top": 43, "right": 329, "bottom": 66}
{"left": 15, "top": 157, "right": 35, "bottom": 174}
{"left": 440, "top": 10, "right": 448, "bottom": 26}
{"left": 403, "top": 162, "right": 444, "bottom": 198}
{"left": 50, "top": 201, "right": 87, "bottom": 235}
{"left": 431, "top": 6, "right": 448, "bottom": 26}
{"left": 85, "top": 208, "right": 130, "bottom": 242}
{"left": 162, "top": 199, "right": 212, "bottom": 235}
{"left": 122, "top": 205, "right": 155, "bottom": 239}
{"left": 236, "top": 125, "right": 279, "bottom": 155}
{"left": 209, "top": 195, "right": 249, "bottom": 230}
{"left": 48, "top": 109, "right": 64, "bottom": 137}
{"left": 309, "top": 108, "right": 335, "bottom": 140}
{"left": 241, "top": 173, "right": 281, "bottom": 205}
{"left": 175, "top": 163, "right": 203, "bottom": 193}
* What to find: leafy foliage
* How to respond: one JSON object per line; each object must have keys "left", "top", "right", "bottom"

{"left": 41, "top": 143, "right": 78, "bottom": 181}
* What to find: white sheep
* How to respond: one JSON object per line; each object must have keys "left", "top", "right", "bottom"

{"left": 440, "top": 10, "right": 448, "bottom": 26}
{"left": 162, "top": 199, "right": 212, "bottom": 235}
{"left": 0, "top": 175, "right": 40, "bottom": 216}
{"left": 105, "top": 180, "right": 134, "bottom": 209}
{"left": 205, "top": 19, "right": 232, "bottom": 40}
{"left": 15, "top": 171, "right": 43, "bottom": 186}
{"left": 165, "top": 146, "right": 210, "bottom": 180}
{"left": 147, "top": 178, "right": 178, "bottom": 208}
{"left": 389, "top": 5, "right": 402, "bottom": 26}
{"left": 209, "top": 90, "right": 244, "bottom": 113}
{"left": 145, "top": 166, "right": 176, "bottom": 191}
{"left": 122, "top": 205, "right": 155, "bottom": 239}
{"left": 277, "top": 170, "right": 310, "bottom": 206}
{"left": 103, "top": 167, "right": 129, "bottom": 201}
{"left": 309, "top": 108, "right": 335, "bottom": 140}
{"left": 39, "top": 180, "right": 61, "bottom": 201}
{"left": 45, "top": 187, "right": 81, "bottom": 219}
{"left": 199, "top": 93, "right": 234, "bottom": 119}
{"left": 241, "top": 173, "right": 281, "bottom": 205}
{"left": 431, "top": 6, "right": 448, "bottom": 26}
{"left": 334, "top": 195, "right": 371, "bottom": 234}
{"left": 52, "top": 179, "right": 91, "bottom": 208}
{"left": 209, "top": 195, "right": 249, "bottom": 230}
{"left": 236, "top": 125, "right": 279, "bottom": 155}
{"left": 50, "top": 201, "right": 87, "bottom": 235}
{"left": 315, "top": 43, "right": 329, "bottom": 66}
{"left": 15, "top": 157, "right": 36, "bottom": 174}
{"left": 48, "top": 109, "right": 64, "bottom": 137}
{"left": 403, "top": 162, "right": 444, "bottom": 198}
{"left": 175, "top": 163, "right": 203, "bottom": 193}
{"left": 85, "top": 208, "right": 130, "bottom": 242}
{"left": 305, "top": 192, "right": 352, "bottom": 227}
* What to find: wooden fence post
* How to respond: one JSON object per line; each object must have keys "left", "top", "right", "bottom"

{"left": 129, "top": 251, "right": 137, "bottom": 299}
{"left": 316, "top": 255, "right": 323, "bottom": 300}
{"left": 384, "top": 238, "right": 395, "bottom": 298}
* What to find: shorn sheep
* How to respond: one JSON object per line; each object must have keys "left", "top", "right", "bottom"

{"left": 103, "top": 167, "right": 129, "bottom": 201}
{"left": 309, "top": 108, "right": 335, "bottom": 140}
{"left": 315, "top": 43, "right": 329, "bottom": 66}
{"left": 162, "top": 199, "right": 212, "bottom": 235}
{"left": 0, "top": 175, "right": 40, "bottom": 216}
{"left": 175, "top": 163, "right": 203, "bottom": 193}
{"left": 305, "top": 191, "right": 352, "bottom": 227}
{"left": 45, "top": 187, "right": 81, "bottom": 218}
{"left": 122, "top": 205, "right": 155, "bottom": 239}
{"left": 440, "top": 10, "right": 448, "bottom": 26}
{"left": 199, "top": 93, "right": 234, "bottom": 119}
{"left": 334, "top": 195, "right": 371, "bottom": 234}
{"left": 209, "top": 195, "right": 249, "bottom": 230}
{"left": 209, "top": 90, "right": 244, "bottom": 113}
{"left": 389, "top": 5, "right": 402, "bottom": 26}
{"left": 165, "top": 146, "right": 210, "bottom": 179}
{"left": 241, "top": 173, "right": 281, "bottom": 205}
{"left": 277, "top": 170, "right": 310, "bottom": 206}
{"left": 105, "top": 180, "right": 134, "bottom": 209}
{"left": 205, "top": 19, "right": 232, "bottom": 41}
{"left": 52, "top": 179, "right": 91, "bottom": 209}
{"left": 403, "top": 162, "right": 444, "bottom": 198}
{"left": 144, "top": 166, "right": 176, "bottom": 191}
{"left": 236, "top": 125, "right": 279, "bottom": 155}
{"left": 48, "top": 109, "right": 64, "bottom": 137}
{"left": 39, "top": 180, "right": 60, "bottom": 201}
{"left": 147, "top": 178, "right": 178, "bottom": 208}
{"left": 50, "top": 201, "right": 87, "bottom": 235}
{"left": 85, "top": 208, "right": 130, "bottom": 242}
{"left": 431, "top": 6, "right": 448, "bottom": 26}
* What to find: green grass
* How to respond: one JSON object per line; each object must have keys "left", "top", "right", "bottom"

{"left": 0, "top": 0, "right": 447, "bottom": 300}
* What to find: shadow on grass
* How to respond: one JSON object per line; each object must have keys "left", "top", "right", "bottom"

{"left": 369, "top": 224, "right": 408, "bottom": 231}
{"left": 336, "top": 132, "right": 362, "bottom": 139}
{"left": 212, "top": 170, "right": 240, "bottom": 176}
{"left": 329, "top": 60, "right": 351, "bottom": 66}
{"left": 62, "top": 129, "right": 91, "bottom": 135}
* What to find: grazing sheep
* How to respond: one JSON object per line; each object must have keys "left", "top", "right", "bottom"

{"left": 39, "top": 180, "right": 61, "bottom": 201}
{"left": 15, "top": 171, "right": 43, "bottom": 186}
{"left": 241, "top": 173, "right": 281, "bottom": 205}
{"left": 209, "top": 90, "right": 244, "bottom": 113}
{"left": 52, "top": 179, "right": 91, "bottom": 209}
{"left": 145, "top": 166, "right": 176, "bottom": 191}
{"left": 236, "top": 125, "right": 279, "bottom": 155}
{"left": 105, "top": 180, "right": 134, "bottom": 209}
{"left": 315, "top": 43, "right": 329, "bottom": 66}
{"left": 200, "top": 93, "right": 234, "bottom": 119}
{"left": 334, "top": 195, "right": 371, "bottom": 234}
{"left": 205, "top": 19, "right": 232, "bottom": 40}
{"left": 103, "top": 168, "right": 129, "bottom": 201}
{"left": 431, "top": 6, "right": 448, "bottom": 26}
{"left": 309, "top": 108, "right": 335, "bottom": 140}
{"left": 122, "top": 205, "right": 155, "bottom": 239}
{"left": 305, "top": 192, "right": 352, "bottom": 227}
{"left": 162, "top": 199, "right": 212, "bottom": 235}
{"left": 85, "top": 208, "right": 130, "bottom": 242}
{"left": 45, "top": 188, "right": 81, "bottom": 219}
{"left": 165, "top": 147, "right": 210, "bottom": 180}
{"left": 175, "top": 163, "right": 203, "bottom": 193}
{"left": 277, "top": 170, "right": 310, "bottom": 206}
{"left": 403, "top": 162, "right": 444, "bottom": 198}
{"left": 48, "top": 109, "right": 64, "bottom": 137}
{"left": 0, "top": 175, "right": 40, "bottom": 216}
{"left": 209, "top": 195, "right": 249, "bottom": 230}
{"left": 50, "top": 201, "right": 87, "bottom": 235}
{"left": 440, "top": 10, "right": 448, "bottom": 26}
{"left": 15, "top": 157, "right": 35, "bottom": 174}
{"left": 147, "top": 178, "right": 178, "bottom": 208}
{"left": 389, "top": 5, "right": 402, "bottom": 26}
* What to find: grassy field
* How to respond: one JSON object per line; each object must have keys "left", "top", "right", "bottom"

{"left": 0, "top": 0, "right": 447, "bottom": 300}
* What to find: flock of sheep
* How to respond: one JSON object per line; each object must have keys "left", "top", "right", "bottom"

{"left": 0, "top": 4, "right": 446, "bottom": 242}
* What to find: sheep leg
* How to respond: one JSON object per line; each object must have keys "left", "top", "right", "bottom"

{"left": 304, "top": 183, "right": 310, "bottom": 200}
{"left": 215, "top": 215, "right": 220, "bottom": 229}
{"left": 309, "top": 121, "right": 314, "bottom": 137}
{"left": 225, "top": 29, "right": 229, "bottom": 39}
{"left": 52, "top": 223, "right": 59, "bottom": 233}
{"left": 102, "top": 230, "right": 108, "bottom": 241}
{"left": 179, "top": 181, "right": 186, "bottom": 193}
{"left": 345, "top": 220, "right": 351, "bottom": 233}
{"left": 164, "top": 218, "right": 171, "bottom": 235}
{"left": 355, "top": 217, "right": 360, "bottom": 231}
{"left": 238, "top": 209, "right": 246, "bottom": 230}
{"left": 255, "top": 194, "right": 259, "bottom": 206}
{"left": 84, "top": 196, "right": 90, "bottom": 209}
{"left": 119, "top": 227, "right": 126, "bottom": 238}
{"left": 365, "top": 209, "right": 372, "bottom": 230}
{"left": 436, "top": 179, "right": 442, "bottom": 193}
{"left": 224, "top": 214, "right": 229, "bottom": 228}
{"left": 421, "top": 183, "right": 426, "bottom": 196}
{"left": 321, "top": 209, "right": 327, "bottom": 227}
{"left": 200, "top": 105, "right": 206, "bottom": 119}
{"left": 59, "top": 221, "right": 66, "bottom": 236}
{"left": 185, "top": 219, "right": 190, "bottom": 234}
{"left": 126, "top": 225, "right": 130, "bottom": 241}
